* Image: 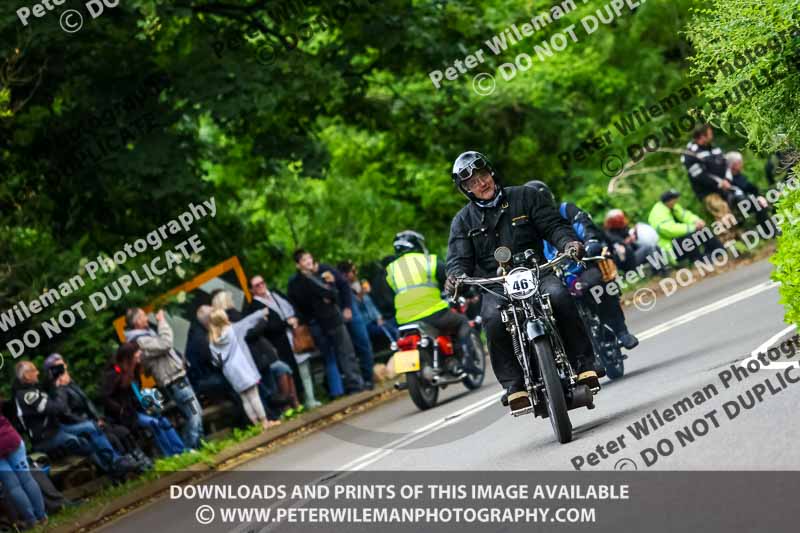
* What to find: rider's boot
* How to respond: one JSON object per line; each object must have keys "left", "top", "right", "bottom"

{"left": 576, "top": 357, "right": 601, "bottom": 391}
{"left": 618, "top": 331, "right": 639, "bottom": 350}
{"left": 507, "top": 390, "right": 531, "bottom": 411}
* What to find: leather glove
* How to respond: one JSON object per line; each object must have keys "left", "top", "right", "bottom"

{"left": 584, "top": 239, "right": 604, "bottom": 258}
{"left": 564, "top": 241, "right": 585, "bottom": 260}
{"left": 445, "top": 274, "right": 461, "bottom": 297}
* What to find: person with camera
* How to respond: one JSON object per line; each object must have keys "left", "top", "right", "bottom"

{"left": 101, "top": 342, "right": 185, "bottom": 457}
{"left": 12, "top": 361, "right": 138, "bottom": 477}
{"left": 42, "top": 354, "right": 152, "bottom": 472}
{"left": 445, "top": 151, "right": 599, "bottom": 412}
{"left": 124, "top": 307, "right": 204, "bottom": 450}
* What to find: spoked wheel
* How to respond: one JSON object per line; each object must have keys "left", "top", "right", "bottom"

{"left": 407, "top": 348, "right": 439, "bottom": 410}
{"left": 462, "top": 332, "right": 487, "bottom": 390}
{"left": 533, "top": 337, "right": 572, "bottom": 444}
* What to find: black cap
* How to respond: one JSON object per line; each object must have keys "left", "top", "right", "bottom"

{"left": 660, "top": 189, "right": 681, "bottom": 203}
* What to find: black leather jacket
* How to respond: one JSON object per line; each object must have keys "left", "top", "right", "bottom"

{"left": 446, "top": 185, "right": 579, "bottom": 278}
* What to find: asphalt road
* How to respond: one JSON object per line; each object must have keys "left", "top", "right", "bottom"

{"left": 102, "top": 258, "right": 798, "bottom": 532}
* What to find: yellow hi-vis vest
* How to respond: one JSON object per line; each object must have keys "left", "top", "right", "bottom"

{"left": 386, "top": 252, "right": 449, "bottom": 325}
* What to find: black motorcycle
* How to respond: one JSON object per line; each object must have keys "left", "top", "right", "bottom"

{"left": 455, "top": 247, "right": 603, "bottom": 444}
{"left": 575, "top": 299, "right": 626, "bottom": 380}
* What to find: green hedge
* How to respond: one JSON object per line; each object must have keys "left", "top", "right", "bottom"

{"left": 772, "top": 187, "right": 800, "bottom": 328}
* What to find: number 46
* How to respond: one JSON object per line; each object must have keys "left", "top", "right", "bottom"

{"left": 513, "top": 279, "right": 529, "bottom": 291}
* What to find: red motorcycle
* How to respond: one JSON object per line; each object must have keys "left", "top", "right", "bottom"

{"left": 393, "top": 298, "right": 486, "bottom": 410}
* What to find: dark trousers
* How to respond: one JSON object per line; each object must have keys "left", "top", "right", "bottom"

{"left": 312, "top": 322, "right": 365, "bottom": 395}
{"left": 671, "top": 232, "right": 724, "bottom": 262}
{"left": 482, "top": 273, "right": 593, "bottom": 393}
{"left": 346, "top": 305, "right": 375, "bottom": 387}
{"left": 577, "top": 266, "right": 628, "bottom": 336}
{"left": 421, "top": 308, "right": 473, "bottom": 362}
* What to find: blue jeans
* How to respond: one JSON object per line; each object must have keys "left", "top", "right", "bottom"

{"left": 36, "top": 420, "right": 120, "bottom": 471}
{"left": 311, "top": 322, "right": 364, "bottom": 397}
{"left": 347, "top": 305, "right": 375, "bottom": 386}
{"left": 166, "top": 376, "right": 203, "bottom": 449}
{"left": 367, "top": 319, "right": 399, "bottom": 342}
{"left": 137, "top": 413, "right": 185, "bottom": 457}
{"left": 0, "top": 442, "right": 46, "bottom": 524}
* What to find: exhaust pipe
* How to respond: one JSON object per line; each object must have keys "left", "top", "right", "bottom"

{"left": 394, "top": 381, "right": 408, "bottom": 391}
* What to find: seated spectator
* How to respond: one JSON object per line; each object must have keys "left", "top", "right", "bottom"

{"left": 725, "top": 151, "right": 771, "bottom": 229}
{"left": 288, "top": 249, "right": 365, "bottom": 397}
{"left": 211, "top": 292, "right": 300, "bottom": 416}
{"left": 42, "top": 354, "right": 151, "bottom": 472}
{"left": 358, "top": 280, "right": 399, "bottom": 344}
{"left": 603, "top": 209, "right": 660, "bottom": 272}
{"left": 337, "top": 261, "right": 376, "bottom": 389}
{"left": 124, "top": 308, "right": 204, "bottom": 450}
{"left": 208, "top": 308, "right": 281, "bottom": 430}
{"left": 12, "top": 361, "right": 137, "bottom": 477}
{"left": 648, "top": 190, "right": 724, "bottom": 264}
{"left": 102, "top": 343, "right": 185, "bottom": 457}
{"left": 245, "top": 276, "right": 321, "bottom": 410}
{"left": 0, "top": 405, "right": 47, "bottom": 530}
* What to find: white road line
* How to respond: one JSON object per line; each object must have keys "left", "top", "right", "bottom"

{"left": 635, "top": 280, "right": 778, "bottom": 342}
{"left": 740, "top": 324, "right": 798, "bottom": 369}
{"left": 335, "top": 279, "right": 780, "bottom": 472}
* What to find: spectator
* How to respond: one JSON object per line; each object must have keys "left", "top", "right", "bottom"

{"left": 245, "top": 276, "right": 321, "bottom": 409}
{"left": 725, "top": 151, "right": 771, "bottom": 229}
{"left": 12, "top": 361, "right": 137, "bottom": 477}
{"left": 288, "top": 249, "right": 365, "bottom": 397}
{"left": 124, "top": 307, "right": 204, "bottom": 449}
{"left": 0, "top": 406, "right": 47, "bottom": 530}
{"left": 101, "top": 343, "right": 185, "bottom": 457}
{"left": 337, "top": 260, "right": 375, "bottom": 389}
{"left": 42, "top": 354, "right": 151, "bottom": 472}
{"left": 648, "top": 190, "right": 724, "bottom": 263}
{"left": 603, "top": 209, "right": 660, "bottom": 272}
{"left": 211, "top": 292, "right": 300, "bottom": 416}
{"left": 185, "top": 306, "right": 242, "bottom": 406}
{"left": 358, "top": 280, "right": 400, "bottom": 343}
{"left": 681, "top": 124, "right": 739, "bottom": 244}
{"left": 207, "top": 308, "right": 281, "bottom": 430}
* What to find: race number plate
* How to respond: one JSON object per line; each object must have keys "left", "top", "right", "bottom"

{"left": 394, "top": 350, "right": 421, "bottom": 374}
{"left": 505, "top": 268, "right": 536, "bottom": 299}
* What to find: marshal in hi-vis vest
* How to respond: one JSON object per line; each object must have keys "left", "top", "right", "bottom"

{"left": 386, "top": 253, "right": 449, "bottom": 325}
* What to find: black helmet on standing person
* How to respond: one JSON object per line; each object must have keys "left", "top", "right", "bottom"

{"left": 524, "top": 180, "right": 556, "bottom": 204}
{"left": 393, "top": 230, "right": 427, "bottom": 255}
{"left": 451, "top": 151, "right": 501, "bottom": 203}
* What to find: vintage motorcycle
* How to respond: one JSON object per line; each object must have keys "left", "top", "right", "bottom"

{"left": 575, "top": 298, "right": 626, "bottom": 380}
{"left": 392, "top": 303, "right": 486, "bottom": 411}
{"left": 454, "top": 246, "right": 603, "bottom": 444}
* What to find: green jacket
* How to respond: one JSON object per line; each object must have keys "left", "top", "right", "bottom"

{"left": 648, "top": 201, "right": 701, "bottom": 263}
{"left": 386, "top": 252, "right": 449, "bottom": 325}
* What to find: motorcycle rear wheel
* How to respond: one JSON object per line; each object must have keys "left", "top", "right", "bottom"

{"left": 407, "top": 349, "right": 439, "bottom": 410}
{"left": 462, "top": 332, "right": 487, "bottom": 390}
{"left": 533, "top": 337, "right": 572, "bottom": 444}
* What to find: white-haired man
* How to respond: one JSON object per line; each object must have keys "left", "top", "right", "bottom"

{"left": 725, "top": 151, "right": 770, "bottom": 228}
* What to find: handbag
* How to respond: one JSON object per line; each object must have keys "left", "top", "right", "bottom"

{"left": 292, "top": 324, "right": 316, "bottom": 353}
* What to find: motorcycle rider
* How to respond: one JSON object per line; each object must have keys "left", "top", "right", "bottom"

{"left": 526, "top": 180, "right": 639, "bottom": 351}
{"left": 445, "top": 151, "right": 599, "bottom": 413}
{"left": 385, "top": 230, "right": 478, "bottom": 375}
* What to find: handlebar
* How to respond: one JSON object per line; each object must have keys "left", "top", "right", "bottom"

{"left": 455, "top": 253, "right": 607, "bottom": 290}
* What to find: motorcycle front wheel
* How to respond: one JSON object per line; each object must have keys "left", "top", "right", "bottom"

{"left": 533, "top": 337, "right": 573, "bottom": 444}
